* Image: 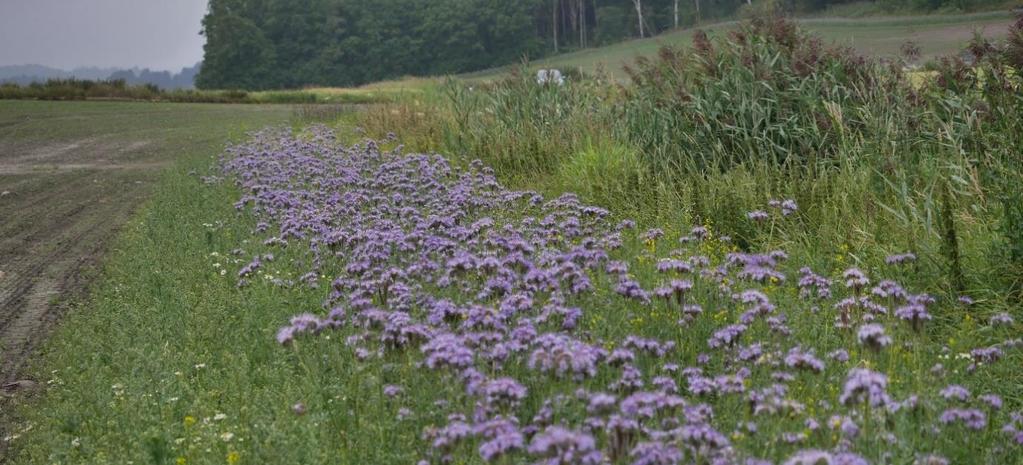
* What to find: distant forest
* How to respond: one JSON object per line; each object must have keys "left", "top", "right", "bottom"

{"left": 0, "top": 64, "right": 200, "bottom": 89}
{"left": 196, "top": 0, "right": 1011, "bottom": 89}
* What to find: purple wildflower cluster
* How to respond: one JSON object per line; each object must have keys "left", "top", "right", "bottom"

{"left": 216, "top": 128, "right": 1021, "bottom": 463}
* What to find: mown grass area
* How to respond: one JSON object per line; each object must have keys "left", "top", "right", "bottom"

{"left": 0, "top": 100, "right": 296, "bottom": 148}
{"left": 7, "top": 14, "right": 1023, "bottom": 465}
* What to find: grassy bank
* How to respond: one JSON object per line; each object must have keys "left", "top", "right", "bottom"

{"left": 6, "top": 15, "right": 1023, "bottom": 465}
{"left": 358, "top": 17, "right": 1023, "bottom": 304}
{"left": 8, "top": 119, "right": 1022, "bottom": 464}
{"left": 9, "top": 154, "right": 372, "bottom": 463}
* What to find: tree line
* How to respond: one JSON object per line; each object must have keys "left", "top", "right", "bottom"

{"left": 196, "top": 0, "right": 1009, "bottom": 90}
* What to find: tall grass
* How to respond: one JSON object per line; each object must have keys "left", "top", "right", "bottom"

{"left": 357, "top": 15, "right": 1023, "bottom": 312}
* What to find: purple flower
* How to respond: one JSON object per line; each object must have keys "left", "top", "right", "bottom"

{"left": 642, "top": 228, "right": 665, "bottom": 242}
{"left": 619, "top": 391, "right": 685, "bottom": 419}
{"left": 678, "top": 422, "right": 730, "bottom": 452}
{"left": 728, "top": 252, "right": 786, "bottom": 283}
{"left": 971, "top": 346, "right": 1004, "bottom": 364}
{"left": 383, "top": 384, "right": 403, "bottom": 398}
{"left": 939, "top": 384, "right": 970, "bottom": 402}
{"left": 238, "top": 255, "right": 262, "bottom": 278}
{"left": 828, "top": 349, "right": 850, "bottom": 362}
{"left": 798, "top": 267, "right": 833, "bottom": 299}
{"left": 484, "top": 377, "right": 527, "bottom": 408}
{"left": 586, "top": 393, "right": 618, "bottom": 415}
{"left": 747, "top": 210, "right": 769, "bottom": 222}
{"left": 421, "top": 333, "right": 474, "bottom": 370}
{"left": 843, "top": 268, "right": 869, "bottom": 290}
{"left": 432, "top": 418, "right": 472, "bottom": 450}
{"left": 839, "top": 368, "right": 891, "bottom": 407}
{"left": 915, "top": 455, "right": 949, "bottom": 465}
{"left": 990, "top": 312, "right": 1014, "bottom": 326}
{"left": 528, "top": 426, "right": 603, "bottom": 465}
{"left": 885, "top": 252, "right": 917, "bottom": 265}
{"left": 708, "top": 324, "right": 747, "bottom": 349}
{"left": 828, "top": 415, "right": 859, "bottom": 439}
{"left": 1003, "top": 412, "right": 1023, "bottom": 445}
{"left": 784, "top": 347, "right": 825, "bottom": 373}
{"left": 857, "top": 324, "right": 892, "bottom": 351}
{"left": 871, "top": 280, "right": 907, "bottom": 300}
{"left": 275, "top": 313, "right": 322, "bottom": 345}
{"left": 610, "top": 364, "right": 645, "bottom": 393}
{"left": 657, "top": 259, "right": 693, "bottom": 274}
{"left": 783, "top": 450, "right": 869, "bottom": 465}
{"left": 475, "top": 417, "right": 524, "bottom": 462}
{"left": 616, "top": 219, "right": 636, "bottom": 230}
{"left": 624, "top": 336, "right": 676, "bottom": 357}
{"left": 616, "top": 278, "right": 651, "bottom": 304}
{"left": 940, "top": 408, "right": 987, "bottom": 430}
{"left": 979, "top": 394, "right": 1003, "bottom": 410}
{"left": 629, "top": 441, "right": 684, "bottom": 465}
{"left": 895, "top": 303, "right": 931, "bottom": 331}
{"left": 781, "top": 199, "right": 797, "bottom": 215}
{"left": 528, "top": 334, "right": 607, "bottom": 380}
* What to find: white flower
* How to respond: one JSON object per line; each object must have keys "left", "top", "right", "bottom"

{"left": 214, "top": 413, "right": 227, "bottom": 421}
{"left": 220, "top": 432, "right": 234, "bottom": 442}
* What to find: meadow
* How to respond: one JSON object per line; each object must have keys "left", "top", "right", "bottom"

{"left": 4, "top": 13, "right": 1023, "bottom": 465}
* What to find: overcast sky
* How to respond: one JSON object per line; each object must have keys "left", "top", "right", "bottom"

{"left": 0, "top": 0, "right": 208, "bottom": 71}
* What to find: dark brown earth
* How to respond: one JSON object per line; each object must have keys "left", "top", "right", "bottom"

{"left": 0, "top": 134, "right": 165, "bottom": 389}
{"left": 0, "top": 101, "right": 292, "bottom": 407}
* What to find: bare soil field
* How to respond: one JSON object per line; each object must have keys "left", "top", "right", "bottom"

{"left": 0, "top": 101, "right": 291, "bottom": 391}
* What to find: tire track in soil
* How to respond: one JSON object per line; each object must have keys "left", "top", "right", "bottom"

{"left": 0, "top": 172, "right": 149, "bottom": 382}
{"left": 0, "top": 101, "right": 293, "bottom": 459}
{"left": 0, "top": 133, "right": 160, "bottom": 455}
{"left": 1, "top": 190, "right": 134, "bottom": 378}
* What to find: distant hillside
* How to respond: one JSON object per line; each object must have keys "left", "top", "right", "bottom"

{"left": 465, "top": 10, "right": 1018, "bottom": 81}
{"left": 0, "top": 63, "right": 200, "bottom": 89}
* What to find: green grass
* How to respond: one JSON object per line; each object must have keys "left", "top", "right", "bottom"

{"left": 6, "top": 16, "right": 1023, "bottom": 465}
{"left": 464, "top": 10, "right": 1016, "bottom": 80}
{"left": 0, "top": 100, "right": 295, "bottom": 147}
{"left": 7, "top": 156, "right": 393, "bottom": 464}
{"left": 8, "top": 117, "right": 1022, "bottom": 464}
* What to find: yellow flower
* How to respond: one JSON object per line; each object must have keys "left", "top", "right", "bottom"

{"left": 183, "top": 416, "right": 196, "bottom": 427}
{"left": 176, "top": 458, "right": 187, "bottom": 465}
{"left": 227, "top": 451, "right": 240, "bottom": 465}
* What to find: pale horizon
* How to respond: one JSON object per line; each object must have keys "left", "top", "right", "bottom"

{"left": 0, "top": 0, "right": 208, "bottom": 72}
